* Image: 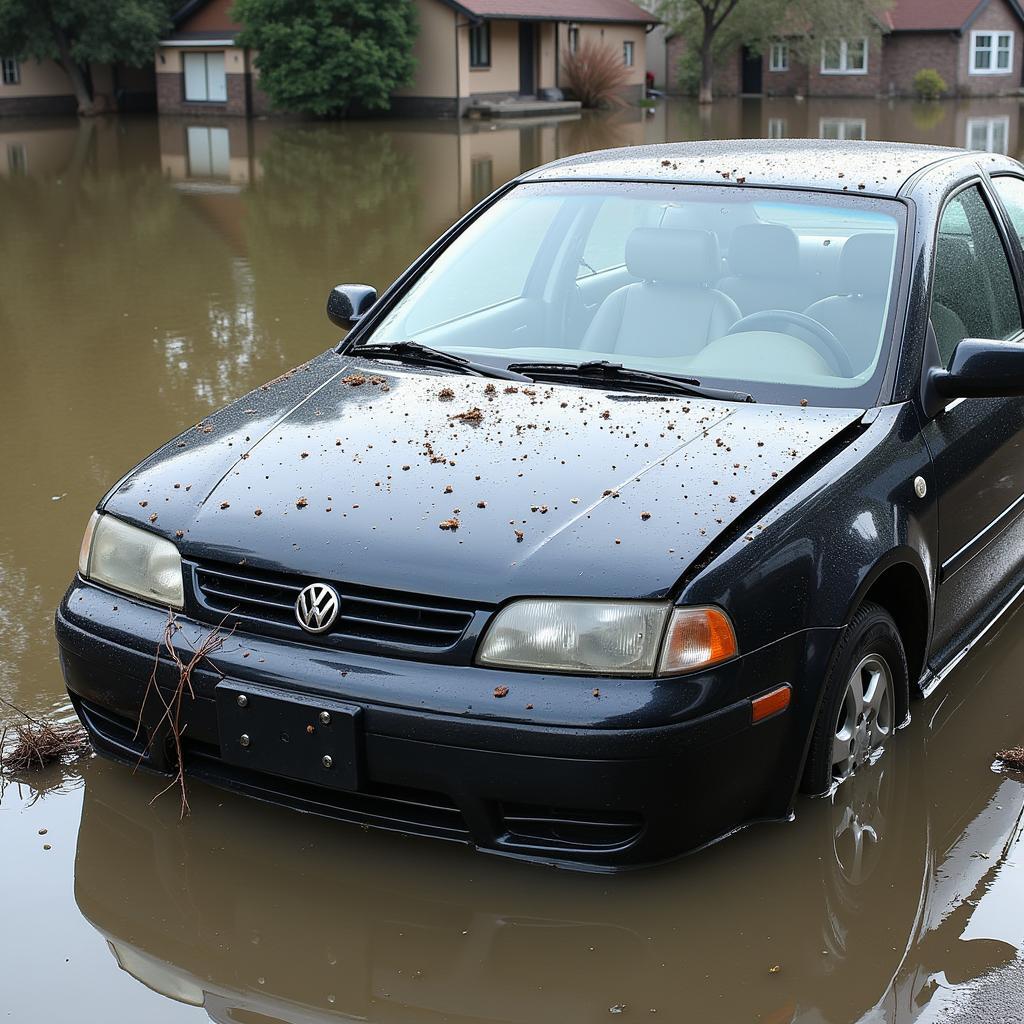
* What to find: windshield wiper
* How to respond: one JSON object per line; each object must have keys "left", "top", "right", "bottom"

{"left": 350, "top": 341, "right": 532, "bottom": 382}
{"left": 506, "top": 360, "right": 754, "bottom": 403}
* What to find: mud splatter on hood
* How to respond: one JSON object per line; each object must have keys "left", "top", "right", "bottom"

{"left": 102, "top": 351, "right": 864, "bottom": 604}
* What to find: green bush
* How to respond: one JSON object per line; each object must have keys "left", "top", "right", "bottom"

{"left": 234, "top": 0, "right": 417, "bottom": 117}
{"left": 912, "top": 68, "right": 947, "bottom": 101}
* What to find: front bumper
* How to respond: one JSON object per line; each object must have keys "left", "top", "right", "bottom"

{"left": 56, "top": 578, "right": 839, "bottom": 869}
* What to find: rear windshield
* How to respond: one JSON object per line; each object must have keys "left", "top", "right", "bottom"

{"left": 363, "top": 181, "right": 906, "bottom": 408}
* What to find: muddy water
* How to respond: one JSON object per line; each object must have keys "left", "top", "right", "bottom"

{"left": 2, "top": 98, "right": 1024, "bottom": 1022}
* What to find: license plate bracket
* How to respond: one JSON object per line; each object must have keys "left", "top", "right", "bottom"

{"left": 215, "top": 681, "right": 361, "bottom": 791}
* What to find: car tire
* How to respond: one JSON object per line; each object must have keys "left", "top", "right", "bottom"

{"left": 801, "top": 601, "right": 909, "bottom": 796}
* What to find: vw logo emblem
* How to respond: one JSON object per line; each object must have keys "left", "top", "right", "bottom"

{"left": 295, "top": 582, "right": 340, "bottom": 634}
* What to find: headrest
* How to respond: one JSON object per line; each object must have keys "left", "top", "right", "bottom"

{"left": 727, "top": 223, "right": 800, "bottom": 278}
{"left": 839, "top": 233, "right": 895, "bottom": 296}
{"left": 625, "top": 228, "right": 720, "bottom": 286}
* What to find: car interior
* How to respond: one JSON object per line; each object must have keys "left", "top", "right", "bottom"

{"left": 374, "top": 188, "right": 903, "bottom": 397}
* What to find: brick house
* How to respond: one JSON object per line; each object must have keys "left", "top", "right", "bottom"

{"left": 662, "top": 0, "right": 1024, "bottom": 98}
{"left": 156, "top": 0, "right": 271, "bottom": 117}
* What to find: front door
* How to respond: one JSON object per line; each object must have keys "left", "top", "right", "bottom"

{"left": 922, "top": 180, "right": 1024, "bottom": 663}
{"left": 741, "top": 46, "right": 762, "bottom": 94}
{"left": 519, "top": 22, "right": 536, "bottom": 96}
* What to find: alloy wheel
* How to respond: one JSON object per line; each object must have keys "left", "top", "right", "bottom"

{"left": 831, "top": 653, "right": 894, "bottom": 785}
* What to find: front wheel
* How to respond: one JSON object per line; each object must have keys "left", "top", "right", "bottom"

{"left": 802, "top": 601, "right": 909, "bottom": 795}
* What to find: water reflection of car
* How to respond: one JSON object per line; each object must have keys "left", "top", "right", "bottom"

{"left": 56, "top": 139, "right": 1024, "bottom": 868}
{"left": 72, "top": 614, "right": 1024, "bottom": 1023}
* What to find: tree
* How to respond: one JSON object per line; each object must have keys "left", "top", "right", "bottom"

{"left": 233, "top": 0, "right": 417, "bottom": 117}
{"left": 0, "top": 0, "right": 170, "bottom": 115}
{"left": 656, "top": 0, "right": 891, "bottom": 104}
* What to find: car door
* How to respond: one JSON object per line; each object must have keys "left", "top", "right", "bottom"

{"left": 920, "top": 179, "right": 1024, "bottom": 665}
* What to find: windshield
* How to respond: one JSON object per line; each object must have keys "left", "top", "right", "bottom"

{"left": 361, "top": 181, "right": 905, "bottom": 407}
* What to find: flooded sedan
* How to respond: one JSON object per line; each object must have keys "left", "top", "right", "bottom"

{"left": 57, "top": 138, "right": 1024, "bottom": 869}
{"left": 3, "top": 103, "right": 1024, "bottom": 1022}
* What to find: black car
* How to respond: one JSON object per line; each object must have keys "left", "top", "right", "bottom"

{"left": 56, "top": 139, "right": 1024, "bottom": 870}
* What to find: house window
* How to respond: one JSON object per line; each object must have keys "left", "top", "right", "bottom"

{"left": 819, "top": 117, "right": 866, "bottom": 141}
{"left": 186, "top": 125, "right": 230, "bottom": 178}
{"left": 970, "top": 30, "right": 1014, "bottom": 74}
{"left": 183, "top": 51, "right": 227, "bottom": 102}
{"left": 821, "top": 37, "right": 868, "bottom": 74}
{"left": 966, "top": 116, "right": 1009, "bottom": 153}
{"left": 623, "top": 40, "right": 635, "bottom": 66}
{"left": 1, "top": 57, "right": 19, "bottom": 85}
{"left": 767, "top": 118, "right": 787, "bottom": 139}
{"left": 568, "top": 25, "right": 579, "bottom": 54}
{"left": 469, "top": 22, "right": 490, "bottom": 68}
{"left": 769, "top": 42, "right": 788, "bottom": 72}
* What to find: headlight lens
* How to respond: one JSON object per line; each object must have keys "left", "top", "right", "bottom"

{"left": 477, "top": 599, "right": 737, "bottom": 676}
{"left": 80, "top": 512, "right": 184, "bottom": 609}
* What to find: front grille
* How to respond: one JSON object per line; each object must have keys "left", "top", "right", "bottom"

{"left": 191, "top": 561, "right": 476, "bottom": 651}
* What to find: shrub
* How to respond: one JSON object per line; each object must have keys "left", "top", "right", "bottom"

{"left": 234, "top": 0, "right": 417, "bottom": 117}
{"left": 562, "top": 39, "right": 632, "bottom": 108}
{"left": 913, "top": 68, "right": 947, "bottom": 101}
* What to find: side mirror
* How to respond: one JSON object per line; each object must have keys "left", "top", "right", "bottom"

{"left": 929, "top": 339, "right": 1024, "bottom": 410}
{"left": 327, "top": 284, "right": 377, "bottom": 330}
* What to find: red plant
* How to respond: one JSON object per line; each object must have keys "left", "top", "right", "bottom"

{"left": 561, "top": 40, "right": 632, "bottom": 109}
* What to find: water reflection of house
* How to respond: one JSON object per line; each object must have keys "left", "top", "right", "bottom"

{"left": 158, "top": 117, "right": 255, "bottom": 187}
{"left": 660, "top": 0, "right": 1024, "bottom": 99}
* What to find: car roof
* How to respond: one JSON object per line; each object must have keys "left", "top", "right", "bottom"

{"left": 523, "top": 138, "right": 1020, "bottom": 198}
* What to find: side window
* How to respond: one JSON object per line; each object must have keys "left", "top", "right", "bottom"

{"left": 930, "top": 185, "right": 1021, "bottom": 365}
{"left": 578, "top": 198, "right": 662, "bottom": 278}
{"left": 991, "top": 175, "right": 1024, "bottom": 250}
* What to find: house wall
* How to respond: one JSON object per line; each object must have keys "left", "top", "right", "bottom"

{"left": 573, "top": 21, "right": 647, "bottom": 92}
{"left": 0, "top": 58, "right": 77, "bottom": 114}
{"left": 647, "top": 23, "right": 668, "bottom": 89}
{"left": 805, "top": 35, "right": 884, "bottom": 96}
{"left": 460, "top": 19, "right": 520, "bottom": 97}
{"left": 183, "top": 0, "right": 242, "bottom": 33}
{"left": 956, "top": 0, "right": 1023, "bottom": 95}
{"left": 156, "top": 45, "right": 250, "bottom": 116}
{"left": 664, "top": 33, "right": 744, "bottom": 95}
{"left": 538, "top": 21, "right": 557, "bottom": 90}
{"left": 393, "top": 0, "right": 458, "bottom": 113}
{"left": 882, "top": 32, "right": 959, "bottom": 96}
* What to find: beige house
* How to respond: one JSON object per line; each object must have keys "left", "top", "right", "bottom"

{"left": 393, "top": 0, "right": 657, "bottom": 116}
{"left": 0, "top": 56, "right": 154, "bottom": 116}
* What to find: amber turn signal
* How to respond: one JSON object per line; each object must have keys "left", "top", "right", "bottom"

{"left": 657, "top": 606, "right": 738, "bottom": 675}
{"left": 751, "top": 684, "right": 792, "bottom": 723}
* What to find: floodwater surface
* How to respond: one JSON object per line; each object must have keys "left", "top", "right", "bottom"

{"left": 2, "top": 97, "right": 1024, "bottom": 1023}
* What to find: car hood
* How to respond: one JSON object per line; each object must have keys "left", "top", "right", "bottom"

{"left": 103, "top": 351, "right": 865, "bottom": 604}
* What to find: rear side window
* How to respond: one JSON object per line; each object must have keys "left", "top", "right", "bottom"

{"left": 992, "top": 175, "right": 1024, "bottom": 250}
{"left": 578, "top": 197, "right": 662, "bottom": 278}
{"left": 930, "top": 185, "right": 1021, "bottom": 365}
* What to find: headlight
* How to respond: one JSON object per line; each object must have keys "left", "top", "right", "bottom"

{"left": 476, "top": 600, "right": 737, "bottom": 676}
{"left": 79, "top": 512, "right": 184, "bottom": 609}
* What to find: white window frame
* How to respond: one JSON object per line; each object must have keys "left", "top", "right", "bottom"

{"left": 567, "top": 25, "right": 579, "bottom": 54}
{"left": 970, "top": 29, "right": 1014, "bottom": 75}
{"left": 183, "top": 50, "right": 227, "bottom": 102}
{"left": 767, "top": 117, "right": 787, "bottom": 139}
{"left": 966, "top": 116, "right": 1010, "bottom": 153}
{"left": 820, "top": 37, "right": 869, "bottom": 75}
{"left": 769, "top": 42, "right": 789, "bottom": 72}
{"left": 1, "top": 57, "right": 19, "bottom": 85}
{"left": 623, "top": 40, "right": 635, "bottom": 67}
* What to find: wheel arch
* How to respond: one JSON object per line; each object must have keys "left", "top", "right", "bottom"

{"left": 845, "top": 551, "right": 932, "bottom": 715}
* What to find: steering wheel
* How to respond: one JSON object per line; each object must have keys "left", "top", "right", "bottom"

{"left": 724, "top": 310, "right": 854, "bottom": 378}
